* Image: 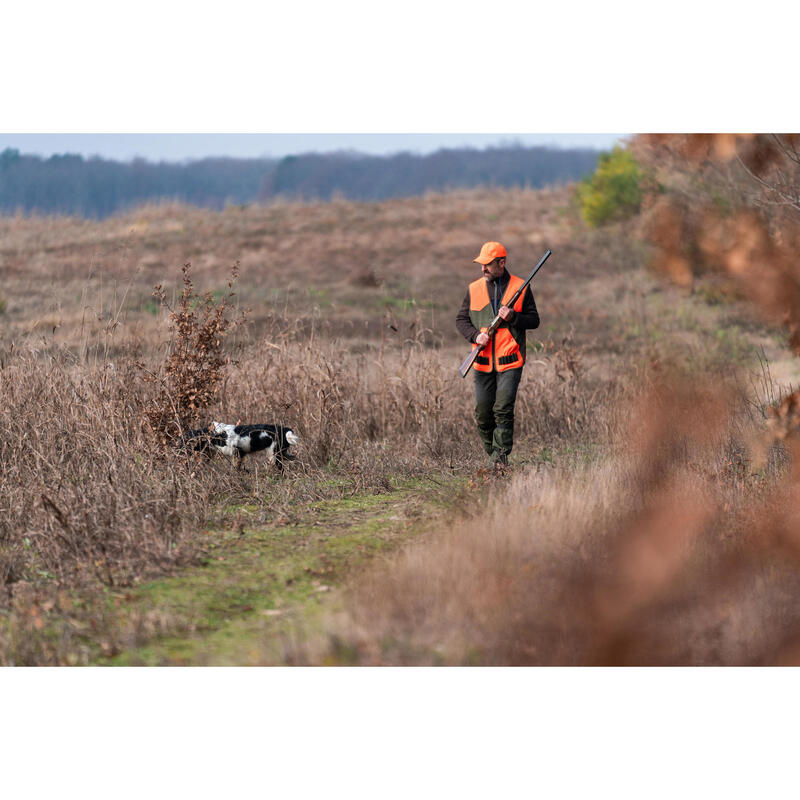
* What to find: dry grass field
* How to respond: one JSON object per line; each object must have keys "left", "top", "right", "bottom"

{"left": 2, "top": 160, "right": 799, "bottom": 664}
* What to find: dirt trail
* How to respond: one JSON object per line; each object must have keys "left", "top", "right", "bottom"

{"left": 98, "top": 477, "right": 466, "bottom": 665}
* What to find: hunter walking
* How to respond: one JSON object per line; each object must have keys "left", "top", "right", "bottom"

{"left": 456, "top": 241, "right": 540, "bottom": 467}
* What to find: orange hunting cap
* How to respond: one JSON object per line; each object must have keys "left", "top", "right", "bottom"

{"left": 473, "top": 241, "right": 507, "bottom": 265}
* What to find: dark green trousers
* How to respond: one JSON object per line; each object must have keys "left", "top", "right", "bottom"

{"left": 473, "top": 367, "right": 523, "bottom": 460}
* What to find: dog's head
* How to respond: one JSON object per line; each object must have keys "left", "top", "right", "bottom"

{"left": 276, "top": 428, "right": 299, "bottom": 461}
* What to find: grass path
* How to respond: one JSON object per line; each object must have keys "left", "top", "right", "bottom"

{"left": 100, "top": 476, "right": 467, "bottom": 665}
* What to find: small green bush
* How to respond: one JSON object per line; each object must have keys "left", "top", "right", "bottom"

{"left": 577, "top": 146, "right": 643, "bottom": 227}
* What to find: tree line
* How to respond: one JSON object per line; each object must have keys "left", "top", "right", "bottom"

{"left": 0, "top": 149, "right": 273, "bottom": 218}
{"left": 0, "top": 144, "right": 601, "bottom": 218}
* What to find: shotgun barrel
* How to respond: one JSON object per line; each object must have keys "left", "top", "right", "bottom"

{"left": 458, "top": 249, "right": 552, "bottom": 378}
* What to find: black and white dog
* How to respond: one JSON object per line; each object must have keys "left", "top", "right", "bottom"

{"left": 184, "top": 422, "right": 300, "bottom": 470}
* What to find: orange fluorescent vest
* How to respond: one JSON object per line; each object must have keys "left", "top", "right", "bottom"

{"left": 468, "top": 274, "right": 526, "bottom": 373}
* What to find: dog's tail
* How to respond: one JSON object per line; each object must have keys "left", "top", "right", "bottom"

{"left": 286, "top": 431, "right": 300, "bottom": 446}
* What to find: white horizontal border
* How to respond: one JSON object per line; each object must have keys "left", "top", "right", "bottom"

{"left": 1, "top": 667, "right": 795, "bottom": 799}
{"left": 2, "top": 1, "right": 797, "bottom": 132}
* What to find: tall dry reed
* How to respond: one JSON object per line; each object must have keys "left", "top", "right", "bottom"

{"left": 305, "top": 371, "right": 796, "bottom": 665}
{"left": 0, "top": 305, "right": 607, "bottom": 601}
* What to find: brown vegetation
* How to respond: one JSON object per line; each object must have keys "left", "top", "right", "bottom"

{"left": 1, "top": 150, "right": 799, "bottom": 664}
{"left": 315, "top": 372, "right": 798, "bottom": 665}
{"left": 145, "top": 261, "right": 246, "bottom": 439}
{"left": 284, "top": 135, "right": 800, "bottom": 666}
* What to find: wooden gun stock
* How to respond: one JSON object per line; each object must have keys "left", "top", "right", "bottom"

{"left": 458, "top": 344, "right": 483, "bottom": 378}
{"left": 458, "top": 249, "right": 552, "bottom": 378}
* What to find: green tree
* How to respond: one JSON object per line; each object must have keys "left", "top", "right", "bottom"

{"left": 577, "top": 146, "right": 643, "bottom": 227}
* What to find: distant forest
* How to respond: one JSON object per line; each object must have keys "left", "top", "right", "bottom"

{"left": 0, "top": 145, "right": 601, "bottom": 218}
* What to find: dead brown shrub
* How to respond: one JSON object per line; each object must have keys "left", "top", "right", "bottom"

{"left": 144, "top": 261, "right": 247, "bottom": 440}
{"left": 634, "top": 134, "right": 800, "bottom": 352}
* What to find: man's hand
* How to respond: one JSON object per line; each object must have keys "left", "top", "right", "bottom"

{"left": 498, "top": 305, "right": 515, "bottom": 322}
{"left": 475, "top": 332, "right": 490, "bottom": 347}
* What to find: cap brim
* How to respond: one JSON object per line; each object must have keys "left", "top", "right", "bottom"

{"left": 473, "top": 256, "right": 493, "bottom": 265}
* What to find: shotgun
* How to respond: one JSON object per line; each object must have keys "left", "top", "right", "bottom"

{"left": 458, "top": 249, "right": 552, "bottom": 378}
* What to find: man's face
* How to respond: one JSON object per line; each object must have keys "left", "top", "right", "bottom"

{"left": 482, "top": 257, "right": 506, "bottom": 280}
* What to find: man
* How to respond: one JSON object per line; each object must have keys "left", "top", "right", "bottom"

{"left": 456, "top": 241, "right": 540, "bottom": 467}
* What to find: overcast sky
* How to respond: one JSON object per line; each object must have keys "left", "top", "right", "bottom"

{"left": 0, "top": 133, "right": 625, "bottom": 163}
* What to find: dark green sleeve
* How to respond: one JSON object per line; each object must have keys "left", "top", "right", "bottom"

{"left": 456, "top": 289, "right": 480, "bottom": 342}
